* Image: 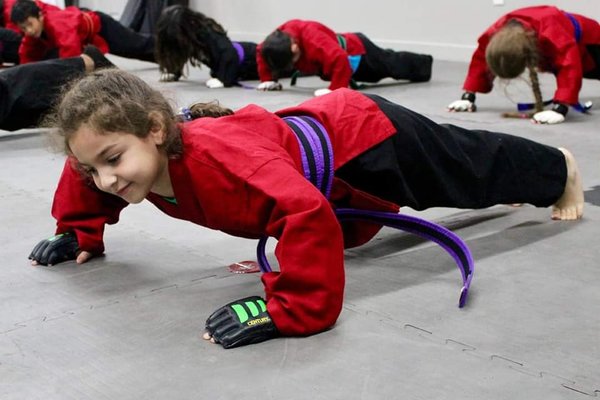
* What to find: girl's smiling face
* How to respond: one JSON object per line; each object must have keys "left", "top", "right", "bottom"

{"left": 68, "top": 125, "right": 172, "bottom": 203}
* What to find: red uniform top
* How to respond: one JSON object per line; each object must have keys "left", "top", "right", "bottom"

{"left": 256, "top": 19, "right": 366, "bottom": 90}
{"left": 18, "top": 6, "right": 108, "bottom": 64}
{"left": 463, "top": 6, "right": 600, "bottom": 105}
{"left": 2, "top": 0, "right": 19, "bottom": 32}
{"left": 51, "top": 89, "right": 399, "bottom": 336}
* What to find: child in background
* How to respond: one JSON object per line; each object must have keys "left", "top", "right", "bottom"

{"left": 0, "top": 26, "right": 21, "bottom": 64}
{"left": 1, "top": 0, "right": 21, "bottom": 65}
{"left": 11, "top": 0, "right": 155, "bottom": 64}
{"left": 256, "top": 19, "right": 433, "bottom": 96}
{"left": 0, "top": 45, "right": 112, "bottom": 130}
{"left": 447, "top": 5, "right": 600, "bottom": 124}
{"left": 155, "top": 5, "right": 258, "bottom": 87}
{"left": 29, "top": 69, "right": 583, "bottom": 349}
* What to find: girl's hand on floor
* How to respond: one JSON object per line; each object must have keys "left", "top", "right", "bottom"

{"left": 314, "top": 88, "right": 332, "bottom": 97}
{"left": 205, "top": 78, "right": 224, "bottom": 89}
{"left": 29, "top": 232, "right": 79, "bottom": 266}
{"left": 532, "top": 110, "right": 565, "bottom": 124}
{"left": 447, "top": 99, "right": 476, "bottom": 112}
{"left": 256, "top": 81, "right": 282, "bottom": 91}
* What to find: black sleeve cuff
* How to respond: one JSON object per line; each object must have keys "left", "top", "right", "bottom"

{"left": 552, "top": 102, "right": 569, "bottom": 116}
{"left": 461, "top": 92, "right": 476, "bottom": 102}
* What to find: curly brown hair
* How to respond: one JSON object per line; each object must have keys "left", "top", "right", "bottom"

{"left": 48, "top": 69, "right": 233, "bottom": 157}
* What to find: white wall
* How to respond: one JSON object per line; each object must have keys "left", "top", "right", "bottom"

{"left": 84, "top": 0, "right": 600, "bottom": 62}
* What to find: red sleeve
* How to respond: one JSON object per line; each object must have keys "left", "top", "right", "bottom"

{"left": 46, "top": 10, "right": 84, "bottom": 58}
{"left": 51, "top": 158, "right": 128, "bottom": 255}
{"left": 17, "top": 36, "right": 48, "bottom": 64}
{"left": 463, "top": 29, "right": 495, "bottom": 94}
{"left": 244, "top": 159, "right": 345, "bottom": 336}
{"left": 256, "top": 42, "right": 274, "bottom": 82}
{"left": 300, "top": 22, "right": 353, "bottom": 90}
{"left": 538, "top": 24, "right": 582, "bottom": 105}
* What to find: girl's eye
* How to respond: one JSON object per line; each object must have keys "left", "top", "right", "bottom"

{"left": 107, "top": 154, "right": 121, "bottom": 164}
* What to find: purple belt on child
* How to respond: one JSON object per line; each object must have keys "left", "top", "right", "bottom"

{"left": 564, "top": 12, "right": 582, "bottom": 43}
{"left": 255, "top": 115, "right": 475, "bottom": 308}
{"left": 232, "top": 42, "right": 244, "bottom": 65}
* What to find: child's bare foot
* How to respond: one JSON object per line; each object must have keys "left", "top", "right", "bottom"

{"left": 552, "top": 148, "right": 584, "bottom": 220}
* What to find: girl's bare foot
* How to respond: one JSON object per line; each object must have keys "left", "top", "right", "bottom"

{"left": 552, "top": 148, "right": 584, "bottom": 220}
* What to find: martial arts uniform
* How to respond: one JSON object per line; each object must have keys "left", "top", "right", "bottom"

{"left": 464, "top": 5, "right": 600, "bottom": 106}
{"left": 191, "top": 27, "right": 258, "bottom": 86}
{"left": 17, "top": 6, "right": 155, "bottom": 64}
{"left": 0, "top": 0, "right": 19, "bottom": 64}
{"left": 256, "top": 19, "right": 433, "bottom": 90}
{"left": 50, "top": 89, "right": 566, "bottom": 337}
{"left": 1, "top": 0, "right": 19, "bottom": 33}
{"left": 0, "top": 56, "right": 85, "bottom": 130}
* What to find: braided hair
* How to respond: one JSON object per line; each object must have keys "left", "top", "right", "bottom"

{"left": 486, "top": 20, "right": 544, "bottom": 116}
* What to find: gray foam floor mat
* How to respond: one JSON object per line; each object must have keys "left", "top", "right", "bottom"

{"left": 1, "top": 55, "right": 599, "bottom": 399}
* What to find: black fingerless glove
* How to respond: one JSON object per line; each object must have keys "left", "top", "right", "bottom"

{"left": 552, "top": 102, "right": 569, "bottom": 116}
{"left": 461, "top": 91, "right": 476, "bottom": 103}
{"left": 29, "top": 232, "right": 79, "bottom": 266}
{"left": 205, "top": 296, "right": 279, "bottom": 349}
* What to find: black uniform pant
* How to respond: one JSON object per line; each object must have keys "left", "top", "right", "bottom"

{"left": 583, "top": 45, "right": 600, "bottom": 79}
{"left": 237, "top": 41, "right": 259, "bottom": 81}
{"left": 0, "top": 57, "right": 85, "bottom": 131}
{"left": 0, "top": 28, "right": 21, "bottom": 65}
{"left": 97, "top": 12, "right": 155, "bottom": 63}
{"left": 336, "top": 94, "right": 566, "bottom": 210}
{"left": 353, "top": 33, "right": 433, "bottom": 83}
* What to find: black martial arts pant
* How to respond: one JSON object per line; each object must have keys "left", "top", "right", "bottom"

{"left": 353, "top": 33, "right": 433, "bottom": 84}
{"left": 0, "top": 28, "right": 21, "bottom": 65}
{"left": 97, "top": 11, "right": 155, "bottom": 63}
{"left": 0, "top": 57, "right": 85, "bottom": 131}
{"left": 336, "top": 94, "right": 566, "bottom": 210}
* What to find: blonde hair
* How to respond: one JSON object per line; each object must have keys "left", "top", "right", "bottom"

{"left": 49, "top": 69, "right": 233, "bottom": 156}
{"left": 486, "top": 21, "right": 544, "bottom": 113}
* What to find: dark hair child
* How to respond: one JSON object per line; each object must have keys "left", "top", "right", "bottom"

{"left": 155, "top": 5, "right": 258, "bottom": 87}
{"left": 257, "top": 19, "right": 433, "bottom": 96}
{"left": 11, "top": 0, "right": 155, "bottom": 64}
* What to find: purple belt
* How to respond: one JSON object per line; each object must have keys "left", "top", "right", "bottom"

{"left": 232, "top": 41, "right": 244, "bottom": 65}
{"left": 564, "top": 12, "right": 582, "bottom": 43}
{"left": 256, "top": 115, "right": 475, "bottom": 308}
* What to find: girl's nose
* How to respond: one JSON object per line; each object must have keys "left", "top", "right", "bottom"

{"left": 96, "top": 169, "right": 117, "bottom": 192}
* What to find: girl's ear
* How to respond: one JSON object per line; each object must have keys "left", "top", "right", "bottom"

{"left": 148, "top": 111, "right": 167, "bottom": 145}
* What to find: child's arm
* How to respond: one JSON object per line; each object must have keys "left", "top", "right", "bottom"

{"left": 52, "top": 13, "right": 86, "bottom": 59}
{"left": 255, "top": 42, "right": 275, "bottom": 83}
{"left": 539, "top": 29, "right": 582, "bottom": 107}
{"left": 462, "top": 33, "right": 495, "bottom": 97}
{"left": 204, "top": 158, "right": 345, "bottom": 347}
{"left": 302, "top": 25, "right": 353, "bottom": 90}
{"left": 30, "top": 158, "right": 128, "bottom": 266}
{"left": 204, "top": 32, "right": 239, "bottom": 87}
{"left": 17, "top": 36, "right": 48, "bottom": 64}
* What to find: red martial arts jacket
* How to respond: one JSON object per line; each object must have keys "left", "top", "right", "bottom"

{"left": 51, "top": 89, "right": 399, "bottom": 336}
{"left": 256, "top": 19, "right": 366, "bottom": 90}
{"left": 463, "top": 6, "right": 600, "bottom": 105}
{"left": 18, "top": 6, "right": 108, "bottom": 64}
{"left": 2, "top": 0, "right": 19, "bottom": 32}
